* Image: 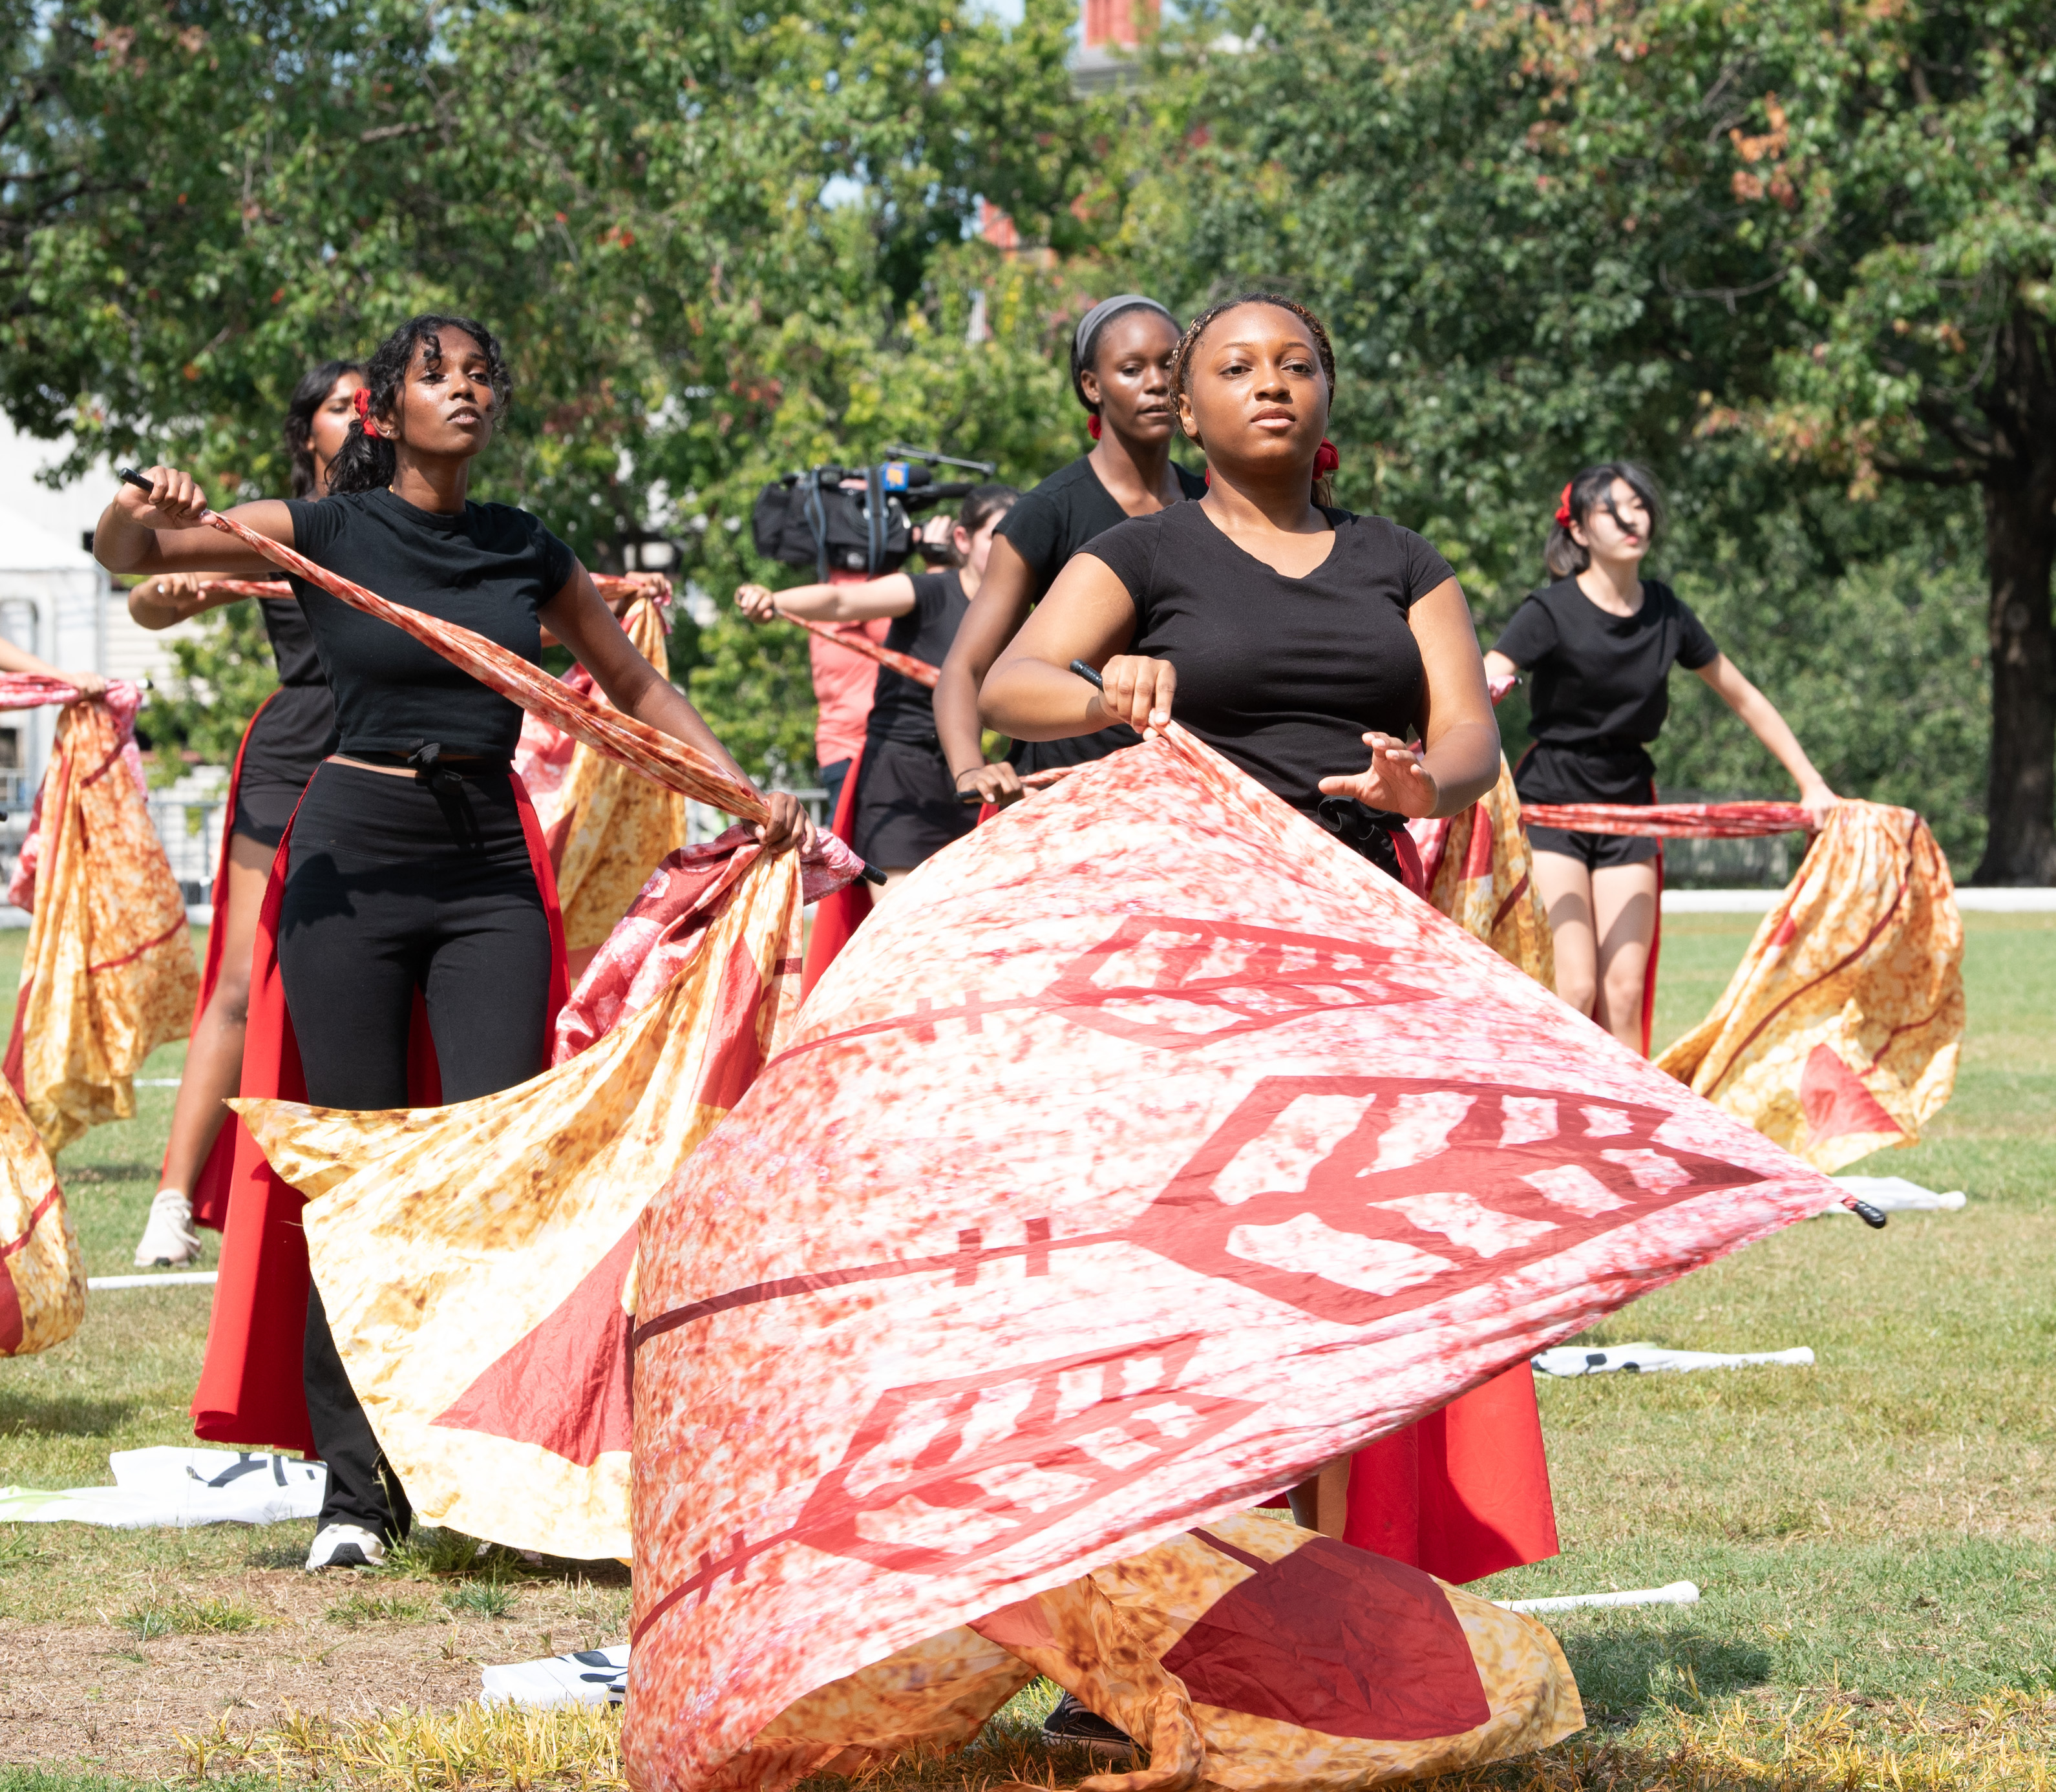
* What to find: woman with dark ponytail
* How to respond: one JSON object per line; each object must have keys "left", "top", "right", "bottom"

{"left": 1484, "top": 463, "right": 1835, "bottom": 1046}
{"left": 95, "top": 313, "right": 811, "bottom": 1570}
{"left": 125, "top": 358, "right": 362, "bottom": 1270}
{"left": 933, "top": 293, "right": 1204, "bottom": 806}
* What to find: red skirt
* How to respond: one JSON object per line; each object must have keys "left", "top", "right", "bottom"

{"left": 189, "top": 766, "right": 567, "bottom": 1455}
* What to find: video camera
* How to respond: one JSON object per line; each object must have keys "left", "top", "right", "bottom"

{"left": 752, "top": 444, "right": 999, "bottom": 578}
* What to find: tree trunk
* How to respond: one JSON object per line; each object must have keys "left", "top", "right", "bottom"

{"left": 1973, "top": 467, "right": 2056, "bottom": 884}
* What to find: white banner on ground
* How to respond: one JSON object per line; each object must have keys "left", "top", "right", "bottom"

{"left": 0, "top": 1447, "right": 323, "bottom": 1527}
{"left": 1498, "top": 1581, "right": 1701, "bottom": 1614}
{"left": 482, "top": 1645, "right": 630, "bottom": 1709}
{"left": 1826, "top": 1175, "right": 1966, "bottom": 1213}
{"left": 1533, "top": 1342, "right": 1813, "bottom": 1377}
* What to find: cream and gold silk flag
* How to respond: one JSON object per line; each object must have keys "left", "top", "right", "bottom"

{"left": 1657, "top": 800, "right": 1963, "bottom": 1172}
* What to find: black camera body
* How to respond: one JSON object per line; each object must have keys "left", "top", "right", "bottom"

{"left": 752, "top": 446, "right": 997, "bottom": 578}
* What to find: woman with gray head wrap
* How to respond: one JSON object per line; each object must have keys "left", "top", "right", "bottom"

{"left": 935, "top": 291, "right": 1204, "bottom": 805}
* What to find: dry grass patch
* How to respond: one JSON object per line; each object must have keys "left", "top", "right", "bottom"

{"left": 187, "top": 1687, "right": 2056, "bottom": 1792}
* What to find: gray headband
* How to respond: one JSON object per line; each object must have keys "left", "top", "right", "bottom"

{"left": 1070, "top": 294, "right": 1179, "bottom": 397}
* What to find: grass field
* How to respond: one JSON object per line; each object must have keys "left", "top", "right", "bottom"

{"left": 1, "top": 916, "right": 2051, "bottom": 1789}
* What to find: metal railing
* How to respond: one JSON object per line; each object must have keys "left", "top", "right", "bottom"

{"left": 145, "top": 797, "right": 228, "bottom": 907}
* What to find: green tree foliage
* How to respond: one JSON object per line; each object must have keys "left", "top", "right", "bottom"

{"left": 134, "top": 594, "right": 279, "bottom": 779}
{"left": 1122, "top": 0, "right": 2048, "bottom": 876}
{"left": 3, "top": 0, "right": 1099, "bottom": 781}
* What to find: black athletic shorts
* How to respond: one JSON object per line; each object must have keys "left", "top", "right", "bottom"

{"left": 851, "top": 735, "right": 977, "bottom": 869}
{"left": 1525, "top": 823, "right": 1659, "bottom": 870}
{"left": 228, "top": 765, "right": 311, "bottom": 848}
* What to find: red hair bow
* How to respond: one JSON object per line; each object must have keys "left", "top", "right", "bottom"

{"left": 1553, "top": 481, "right": 1574, "bottom": 527}
{"left": 354, "top": 386, "right": 383, "bottom": 440}
{"left": 1313, "top": 437, "right": 1341, "bottom": 478}
{"left": 1086, "top": 414, "right": 1103, "bottom": 441}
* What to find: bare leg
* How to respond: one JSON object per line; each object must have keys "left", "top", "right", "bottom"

{"left": 1589, "top": 860, "right": 1660, "bottom": 1048}
{"left": 155, "top": 833, "right": 272, "bottom": 1195}
{"left": 1532, "top": 850, "right": 1598, "bottom": 1020}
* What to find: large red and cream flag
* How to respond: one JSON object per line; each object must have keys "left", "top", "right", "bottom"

{"left": 624, "top": 726, "right": 1847, "bottom": 1792}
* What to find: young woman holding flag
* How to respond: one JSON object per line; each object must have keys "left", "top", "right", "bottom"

{"left": 94, "top": 311, "right": 809, "bottom": 1570}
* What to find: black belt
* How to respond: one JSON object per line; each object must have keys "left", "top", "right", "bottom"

{"left": 347, "top": 744, "right": 511, "bottom": 790}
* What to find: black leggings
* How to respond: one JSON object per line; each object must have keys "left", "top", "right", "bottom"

{"left": 278, "top": 761, "right": 554, "bottom": 1538}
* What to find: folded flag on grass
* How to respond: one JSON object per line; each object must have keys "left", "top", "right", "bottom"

{"left": 0, "top": 1073, "right": 79, "bottom": 1357}
{"left": 1407, "top": 757, "right": 1554, "bottom": 990}
{"left": 2, "top": 684, "right": 196, "bottom": 1153}
{"left": 515, "top": 587, "right": 688, "bottom": 955}
{"left": 624, "top": 726, "right": 1844, "bottom": 1792}
{"left": 736, "top": 1512, "right": 1580, "bottom": 1792}
{"left": 234, "top": 834, "right": 829, "bottom": 1562}
{"left": 1655, "top": 801, "right": 1962, "bottom": 1172}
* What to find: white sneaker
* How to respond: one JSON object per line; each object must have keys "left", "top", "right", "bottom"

{"left": 306, "top": 1523, "right": 387, "bottom": 1570}
{"left": 133, "top": 1190, "right": 200, "bottom": 1267}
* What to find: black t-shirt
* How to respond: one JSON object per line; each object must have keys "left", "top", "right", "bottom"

{"left": 866, "top": 570, "right": 966, "bottom": 747}
{"left": 995, "top": 456, "right": 1209, "bottom": 775}
{"left": 1493, "top": 577, "right": 1718, "bottom": 804}
{"left": 240, "top": 597, "right": 339, "bottom": 786}
{"left": 1083, "top": 503, "right": 1453, "bottom": 820}
{"left": 283, "top": 489, "right": 575, "bottom": 761}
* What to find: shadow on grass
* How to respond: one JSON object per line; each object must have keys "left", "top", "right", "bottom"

{"left": 52, "top": 1162, "right": 163, "bottom": 1185}
{"left": 1559, "top": 1623, "right": 1773, "bottom": 1723}
{"left": 0, "top": 1393, "right": 132, "bottom": 1438}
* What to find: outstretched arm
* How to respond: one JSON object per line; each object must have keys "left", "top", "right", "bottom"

{"left": 0, "top": 638, "right": 105, "bottom": 697}
{"left": 935, "top": 534, "right": 1035, "bottom": 805}
{"left": 733, "top": 573, "right": 916, "bottom": 625}
{"left": 1695, "top": 654, "right": 1837, "bottom": 829}
{"left": 92, "top": 465, "right": 291, "bottom": 578}
{"left": 543, "top": 563, "right": 814, "bottom": 854}
{"left": 129, "top": 572, "right": 248, "bottom": 630}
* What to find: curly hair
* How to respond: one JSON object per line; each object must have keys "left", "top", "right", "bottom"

{"left": 1169, "top": 292, "right": 1339, "bottom": 505}
{"left": 326, "top": 314, "right": 513, "bottom": 496}
{"left": 1545, "top": 461, "right": 1666, "bottom": 579}
{"left": 282, "top": 359, "right": 364, "bottom": 499}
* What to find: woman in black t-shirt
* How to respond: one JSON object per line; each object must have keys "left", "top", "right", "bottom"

{"left": 984, "top": 295, "right": 1523, "bottom": 1605}
{"left": 123, "top": 359, "right": 362, "bottom": 1272}
{"left": 736, "top": 484, "right": 1019, "bottom": 889}
{"left": 935, "top": 294, "right": 1206, "bottom": 806}
{"left": 95, "top": 312, "right": 810, "bottom": 1572}
{"left": 1483, "top": 462, "right": 1834, "bottom": 1046}
{"left": 982, "top": 293, "right": 1500, "bottom": 880}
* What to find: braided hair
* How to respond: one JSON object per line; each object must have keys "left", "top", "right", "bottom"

{"left": 282, "top": 359, "right": 364, "bottom": 499}
{"left": 1169, "top": 292, "right": 1339, "bottom": 505}
{"left": 326, "top": 314, "right": 513, "bottom": 496}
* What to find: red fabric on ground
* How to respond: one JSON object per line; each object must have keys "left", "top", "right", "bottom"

{"left": 190, "top": 773, "right": 568, "bottom": 1455}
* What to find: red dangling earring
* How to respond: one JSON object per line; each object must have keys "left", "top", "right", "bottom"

{"left": 1087, "top": 414, "right": 1102, "bottom": 441}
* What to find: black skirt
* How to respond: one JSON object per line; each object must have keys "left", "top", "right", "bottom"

{"left": 851, "top": 736, "right": 978, "bottom": 869}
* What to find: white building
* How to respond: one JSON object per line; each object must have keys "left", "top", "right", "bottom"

{"left": 0, "top": 422, "right": 222, "bottom": 899}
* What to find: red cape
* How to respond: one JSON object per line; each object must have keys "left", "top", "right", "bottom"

{"left": 178, "top": 693, "right": 273, "bottom": 1232}
{"left": 800, "top": 744, "right": 871, "bottom": 996}
{"left": 191, "top": 768, "right": 568, "bottom": 1456}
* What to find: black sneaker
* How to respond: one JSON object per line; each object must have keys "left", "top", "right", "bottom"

{"left": 1041, "top": 1690, "right": 1138, "bottom": 1759}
